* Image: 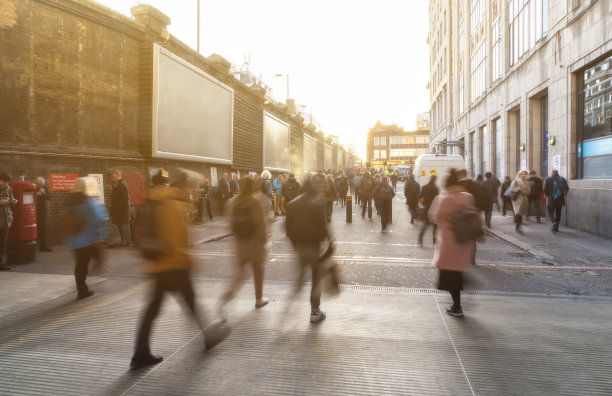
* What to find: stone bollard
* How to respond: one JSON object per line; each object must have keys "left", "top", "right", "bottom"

{"left": 346, "top": 195, "right": 352, "bottom": 223}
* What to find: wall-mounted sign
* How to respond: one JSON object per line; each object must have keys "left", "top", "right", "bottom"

{"left": 88, "top": 174, "right": 105, "bottom": 203}
{"left": 49, "top": 174, "right": 78, "bottom": 191}
{"left": 553, "top": 155, "right": 561, "bottom": 172}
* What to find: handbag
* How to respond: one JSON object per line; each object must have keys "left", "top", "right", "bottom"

{"left": 504, "top": 188, "right": 519, "bottom": 201}
{"left": 449, "top": 207, "right": 485, "bottom": 243}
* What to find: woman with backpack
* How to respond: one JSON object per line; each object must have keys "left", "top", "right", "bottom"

{"left": 428, "top": 168, "right": 477, "bottom": 317}
{"left": 219, "top": 176, "right": 269, "bottom": 315}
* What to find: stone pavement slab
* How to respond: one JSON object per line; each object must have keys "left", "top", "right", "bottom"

{"left": 1, "top": 277, "right": 611, "bottom": 396}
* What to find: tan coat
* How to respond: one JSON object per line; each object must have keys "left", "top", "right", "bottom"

{"left": 429, "top": 186, "right": 476, "bottom": 272}
{"left": 510, "top": 178, "right": 530, "bottom": 216}
{"left": 146, "top": 185, "right": 193, "bottom": 274}
{"left": 227, "top": 195, "right": 267, "bottom": 263}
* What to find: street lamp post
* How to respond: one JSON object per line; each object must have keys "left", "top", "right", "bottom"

{"left": 275, "top": 74, "right": 290, "bottom": 100}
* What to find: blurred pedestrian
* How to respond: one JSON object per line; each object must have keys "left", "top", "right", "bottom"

{"left": 281, "top": 173, "right": 301, "bottom": 212}
{"left": 337, "top": 173, "right": 349, "bottom": 207}
{"left": 510, "top": 170, "right": 531, "bottom": 233}
{"left": 35, "top": 177, "right": 52, "bottom": 251}
{"left": 218, "top": 172, "right": 232, "bottom": 215}
{"left": 429, "top": 168, "right": 476, "bottom": 317}
{"left": 61, "top": 177, "right": 108, "bottom": 299}
{"left": 373, "top": 176, "right": 395, "bottom": 232}
{"left": 131, "top": 170, "right": 211, "bottom": 370}
{"left": 544, "top": 169, "right": 569, "bottom": 233}
{"left": 527, "top": 170, "right": 543, "bottom": 223}
{"left": 500, "top": 176, "right": 513, "bottom": 216}
{"left": 353, "top": 172, "right": 361, "bottom": 205}
{"left": 219, "top": 177, "right": 269, "bottom": 315}
{"left": 0, "top": 172, "right": 17, "bottom": 271}
{"left": 481, "top": 172, "right": 500, "bottom": 228}
{"left": 198, "top": 179, "right": 213, "bottom": 222}
{"left": 230, "top": 173, "right": 240, "bottom": 197}
{"left": 359, "top": 171, "right": 375, "bottom": 219}
{"left": 325, "top": 174, "right": 336, "bottom": 222}
{"left": 285, "top": 173, "right": 330, "bottom": 323}
{"left": 404, "top": 173, "right": 420, "bottom": 224}
{"left": 390, "top": 171, "right": 398, "bottom": 192}
{"left": 418, "top": 174, "right": 439, "bottom": 246}
{"left": 273, "top": 174, "right": 284, "bottom": 215}
{"left": 110, "top": 170, "right": 131, "bottom": 247}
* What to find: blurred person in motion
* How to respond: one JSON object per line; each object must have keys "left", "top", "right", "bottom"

{"left": 429, "top": 169, "right": 476, "bottom": 317}
{"left": 273, "top": 174, "right": 284, "bottom": 216}
{"left": 131, "top": 170, "right": 214, "bottom": 370}
{"left": 544, "top": 169, "right": 569, "bottom": 233}
{"left": 0, "top": 172, "right": 18, "bottom": 271}
{"left": 500, "top": 176, "right": 513, "bottom": 216}
{"left": 260, "top": 170, "right": 274, "bottom": 202}
{"left": 481, "top": 172, "right": 500, "bottom": 228}
{"left": 219, "top": 176, "right": 269, "bottom": 315}
{"left": 281, "top": 173, "right": 301, "bottom": 212}
{"left": 230, "top": 173, "right": 240, "bottom": 197}
{"left": 325, "top": 174, "right": 336, "bottom": 222}
{"left": 527, "top": 170, "right": 543, "bottom": 223}
{"left": 218, "top": 172, "right": 232, "bottom": 215}
{"left": 35, "top": 176, "right": 52, "bottom": 251}
{"left": 337, "top": 173, "right": 349, "bottom": 208}
{"left": 372, "top": 175, "right": 395, "bottom": 232}
{"left": 352, "top": 172, "right": 361, "bottom": 205}
{"left": 510, "top": 170, "right": 530, "bottom": 233}
{"left": 390, "top": 170, "right": 398, "bottom": 192}
{"left": 198, "top": 179, "right": 213, "bottom": 222}
{"left": 285, "top": 173, "right": 330, "bottom": 323}
{"left": 62, "top": 177, "right": 108, "bottom": 299}
{"left": 109, "top": 170, "right": 131, "bottom": 247}
{"left": 418, "top": 174, "right": 439, "bottom": 246}
{"left": 359, "top": 171, "right": 375, "bottom": 220}
{"left": 404, "top": 173, "right": 420, "bottom": 224}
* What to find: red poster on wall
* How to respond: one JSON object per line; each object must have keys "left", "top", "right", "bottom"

{"left": 121, "top": 173, "right": 146, "bottom": 205}
{"left": 49, "top": 174, "right": 78, "bottom": 191}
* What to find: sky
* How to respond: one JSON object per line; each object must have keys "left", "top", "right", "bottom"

{"left": 95, "top": 0, "right": 430, "bottom": 159}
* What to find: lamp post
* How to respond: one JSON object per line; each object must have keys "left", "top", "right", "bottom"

{"left": 275, "top": 73, "right": 290, "bottom": 100}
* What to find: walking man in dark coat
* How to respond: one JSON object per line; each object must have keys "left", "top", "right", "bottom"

{"left": 482, "top": 172, "right": 500, "bottom": 228}
{"left": 418, "top": 175, "right": 439, "bottom": 245}
{"left": 110, "top": 170, "right": 131, "bottom": 247}
{"left": 527, "top": 170, "right": 544, "bottom": 223}
{"left": 373, "top": 176, "right": 395, "bottom": 232}
{"left": 404, "top": 174, "right": 420, "bottom": 224}
{"left": 543, "top": 170, "right": 569, "bottom": 233}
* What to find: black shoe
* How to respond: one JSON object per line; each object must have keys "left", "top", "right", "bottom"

{"left": 76, "top": 290, "right": 94, "bottom": 299}
{"left": 446, "top": 306, "right": 464, "bottom": 317}
{"left": 130, "top": 354, "right": 163, "bottom": 370}
{"left": 0, "top": 264, "right": 10, "bottom": 271}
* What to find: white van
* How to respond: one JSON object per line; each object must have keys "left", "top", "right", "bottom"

{"left": 413, "top": 154, "right": 466, "bottom": 189}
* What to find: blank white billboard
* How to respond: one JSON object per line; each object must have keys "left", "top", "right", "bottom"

{"left": 324, "top": 144, "right": 333, "bottom": 170}
{"left": 303, "top": 134, "right": 317, "bottom": 172}
{"left": 263, "top": 112, "right": 290, "bottom": 171}
{"left": 153, "top": 45, "right": 233, "bottom": 164}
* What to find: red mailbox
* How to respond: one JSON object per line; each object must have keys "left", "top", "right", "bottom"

{"left": 7, "top": 181, "right": 38, "bottom": 264}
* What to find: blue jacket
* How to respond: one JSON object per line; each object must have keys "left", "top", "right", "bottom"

{"left": 63, "top": 197, "right": 109, "bottom": 249}
{"left": 273, "top": 179, "right": 282, "bottom": 195}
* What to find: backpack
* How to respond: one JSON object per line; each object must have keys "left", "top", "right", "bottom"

{"left": 450, "top": 207, "right": 485, "bottom": 243}
{"left": 136, "top": 202, "right": 164, "bottom": 260}
{"left": 553, "top": 178, "right": 567, "bottom": 200}
{"left": 363, "top": 178, "right": 376, "bottom": 195}
{"left": 58, "top": 206, "right": 86, "bottom": 236}
{"left": 284, "top": 182, "right": 299, "bottom": 200}
{"left": 474, "top": 183, "right": 490, "bottom": 211}
{"left": 230, "top": 198, "right": 257, "bottom": 239}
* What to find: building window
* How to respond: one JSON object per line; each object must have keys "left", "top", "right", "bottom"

{"left": 380, "top": 137, "right": 386, "bottom": 146}
{"left": 578, "top": 54, "right": 612, "bottom": 179}
{"left": 416, "top": 136, "right": 429, "bottom": 144}
{"left": 471, "top": 41, "right": 487, "bottom": 102}
{"left": 470, "top": 0, "right": 486, "bottom": 35}
{"left": 492, "top": 17, "right": 503, "bottom": 81}
{"left": 459, "top": 22, "right": 464, "bottom": 56}
{"left": 374, "top": 150, "right": 380, "bottom": 159}
{"left": 470, "top": 131, "right": 477, "bottom": 177}
{"left": 380, "top": 150, "right": 387, "bottom": 159}
{"left": 459, "top": 72, "right": 464, "bottom": 113}
{"left": 508, "top": 0, "right": 548, "bottom": 67}
{"left": 374, "top": 137, "right": 380, "bottom": 146}
{"left": 493, "top": 118, "right": 503, "bottom": 178}
{"left": 481, "top": 125, "right": 488, "bottom": 175}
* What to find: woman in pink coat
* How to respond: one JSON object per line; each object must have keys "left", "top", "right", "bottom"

{"left": 429, "top": 168, "right": 476, "bottom": 317}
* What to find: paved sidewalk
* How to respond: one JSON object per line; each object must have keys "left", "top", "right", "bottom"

{"left": 485, "top": 212, "right": 612, "bottom": 266}
{"left": 1, "top": 275, "right": 612, "bottom": 396}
